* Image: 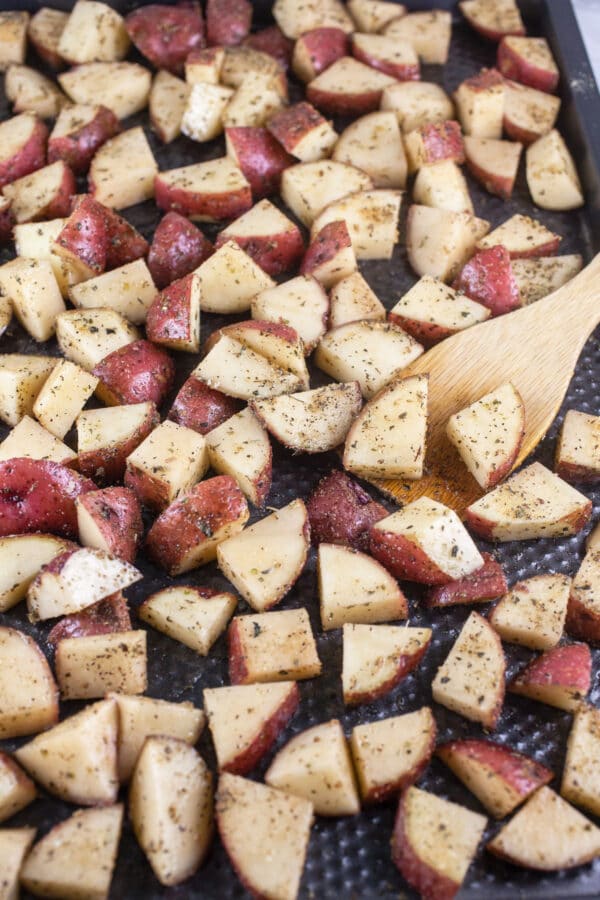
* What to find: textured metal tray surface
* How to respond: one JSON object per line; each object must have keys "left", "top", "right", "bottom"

{"left": 0, "top": 1, "right": 599, "bottom": 898}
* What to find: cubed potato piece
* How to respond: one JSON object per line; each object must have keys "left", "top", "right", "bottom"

{"left": 556, "top": 409, "right": 600, "bottom": 483}
{"left": 342, "top": 623, "right": 431, "bottom": 706}
{"left": 0, "top": 111, "right": 47, "bottom": 190}
{"left": 3, "top": 160, "right": 75, "bottom": 223}
{"left": 406, "top": 204, "right": 490, "bottom": 282}
{"left": 146, "top": 273, "right": 201, "bottom": 353}
{"left": 489, "top": 573, "right": 571, "bottom": 650}
{"left": 221, "top": 45, "right": 286, "bottom": 93}
{"left": 465, "top": 462, "right": 592, "bottom": 541}
{"left": 333, "top": 111, "right": 407, "bottom": 189}
{"left": 300, "top": 219, "right": 357, "bottom": 289}
{"left": 92, "top": 338, "right": 174, "bottom": 409}
{"left": 125, "top": 420, "right": 208, "bottom": 511}
{"left": 89, "top": 127, "right": 157, "bottom": 210}
{"left": 58, "top": 0, "right": 128, "bottom": 64}
{"left": 228, "top": 608, "right": 321, "bottom": 684}
{"left": 182, "top": 82, "right": 233, "bottom": 143}
{"left": 0, "top": 11, "right": 28, "bottom": 71}
{"left": 404, "top": 120, "right": 464, "bottom": 174}
{"left": 222, "top": 72, "right": 284, "bottom": 128}
{"left": 0, "top": 354, "right": 55, "bottom": 426}
{"left": 464, "top": 135, "right": 523, "bottom": 200}
{"left": 0, "top": 752, "right": 36, "bottom": 822}
{"left": 186, "top": 46, "right": 225, "bottom": 84}
{"left": 446, "top": 383, "right": 525, "bottom": 490}
{"left": 0, "top": 415, "right": 75, "bottom": 466}
{"left": 348, "top": 0, "right": 405, "bottom": 32}
{"left": 412, "top": 160, "right": 473, "bottom": 215}
{"left": 477, "top": 213, "right": 561, "bottom": 258}
{"left": 425, "top": 553, "right": 508, "bottom": 609}
{"left": 513, "top": 254, "right": 583, "bottom": 305}
{"left": 0, "top": 257, "right": 65, "bottom": 342}
{"left": 77, "top": 401, "right": 158, "bottom": 485}
{"left": 59, "top": 62, "right": 151, "bottom": 119}
{"left": 310, "top": 189, "right": 401, "bottom": 260}
{"left": 383, "top": 10, "right": 452, "bottom": 64}
{"left": 139, "top": 586, "right": 237, "bottom": 657}
{"left": 273, "top": 0, "right": 353, "bottom": 39}
{"left": 306, "top": 469, "right": 387, "bottom": 553}
{"left": 194, "top": 240, "right": 274, "bottom": 314}
{"left": 13, "top": 217, "right": 82, "bottom": 297}
{"left": 156, "top": 157, "right": 252, "bottom": 223}
{"left": 318, "top": 543, "right": 407, "bottom": 630}
{"left": 344, "top": 375, "right": 427, "bottom": 480}
{"left": 454, "top": 245, "right": 520, "bottom": 317}
{"left": 149, "top": 70, "right": 189, "bottom": 144}
{"left": 509, "top": 643, "right": 591, "bottom": 712}
{"left": 251, "top": 275, "right": 328, "bottom": 353}
{"left": 567, "top": 549, "right": 600, "bottom": 644}
{"left": 329, "top": 271, "right": 385, "bottom": 328}
{"left": 0, "top": 533, "right": 72, "bottom": 613}
{"left": 5, "top": 64, "right": 66, "bottom": 118}
{"left": 56, "top": 308, "right": 138, "bottom": 371}
{"left": 206, "top": 407, "right": 272, "bottom": 506}
{"left": 268, "top": 102, "right": 337, "bottom": 163}
{"left": 216, "top": 199, "right": 304, "bottom": 277}
{"left": 562, "top": 705, "right": 600, "bottom": 818}
{"left": 454, "top": 69, "right": 505, "bottom": 138}
{"left": 126, "top": 3, "right": 205, "bottom": 73}
{"left": 292, "top": 26, "right": 349, "bottom": 84}
{"left": 498, "top": 35, "right": 559, "bottom": 92}
{"left": 460, "top": 0, "right": 525, "bottom": 41}
{"left": 432, "top": 611, "right": 506, "bottom": 729}
{"left": 503, "top": 79, "right": 560, "bottom": 144}
{"left": 76, "top": 487, "right": 142, "bottom": 563}
{"left": 389, "top": 275, "right": 490, "bottom": 345}
{"left": 371, "top": 496, "right": 484, "bottom": 584}
{"left": 352, "top": 32, "right": 419, "bottom": 81}
{"left": 206, "top": 0, "right": 251, "bottom": 48}
{"left": 526, "top": 129, "right": 584, "bottom": 210}
{"left": 315, "top": 320, "right": 423, "bottom": 399}
{"left": 69, "top": 259, "right": 156, "bottom": 326}
{"left": 0, "top": 627, "right": 58, "bottom": 739}
{"left": 0, "top": 828, "right": 37, "bottom": 899}
{"left": 55, "top": 630, "right": 147, "bottom": 700}
{"left": 381, "top": 81, "right": 454, "bottom": 133}
{"left": 281, "top": 160, "right": 373, "bottom": 227}
{"left": 217, "top": 499, "right": 309, "bottom": 612}
{"left": 33, "top": 359, "right": 97, "bottom": 439}
{"left": 350, "top": 708, "right": 436, "bottom": 803}
{"left": 307, "top": 56, "right": 396, "bottom": 117}
{"left": 28, "top": 7, "right": 67, "bottom": 68}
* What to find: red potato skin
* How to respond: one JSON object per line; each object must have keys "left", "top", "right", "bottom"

{"left": 306, "top": 470, "right": 387, "bottom": 553}
{"left": 228, "top": 618, "right": 250, "bottom": 685}
{"left": 27, "top": 162, "right": 76, "bottom": 222}
{"left": 415, "top": 121, "right": 465, "bottom": 165}
{"left": 306, "top": 83, "right": 384, "bottom": 118}
{"left": 223, "top": 683, "right": 300, "bottom": 775}
{"left": 77, "top": 486, "right": 143, "bottom": 563}
{"left": 206, "top": 318, "right": 301, "bottom": 354}
{"left": 388, "top": 312, "right": 462, "bottom": 347}
{"left": 300, "top": 220, "right": 352, "bottom": 279}
{"left": 0, "top": 118, "right": 48, "bottom": 189}
{"left": 168, "top": 376, "right": 241, "bottom": 434}
{"left": 465, "top": 501, "right": 592, "bottom": 542}
{"left": 145, "top": 475, "right": 249, "bottom": 575}
{"left": 125, "top": 4, "right": 206, "bottom": 75}
{"left": 566, "top": 594, "right": 600, "bottom": 645}
{"left": 294, "top": 28, "right": 349, "bottom": 81}
{"left": 464, "top": 155, "right": 517, "bottom": 201}
{"left": 54, "top": 195, "right": 107, "bottom": 275}
{"left": 426, "top": 553, "right": 507, "bottom": 608}
{"left": 503, "top": 111, "right": 548, "bottom": 146}
{"left": 352, "top": 42, "right": 419, "bottom": 81}
{"left": 556, "top": 461, "right": 600, "bottom": 485}
{"left": 243, "top": 26, "right": 293, "bottom": 71}
{"left": 78, "top": 404, "right": 159, "bottom": 487}
{"left": 154, "top": 172, "right": 253, "bottom": 222}
{"left": 267, "top": 102, "right": 328, "bottom": 155}
{"left": 453, "top": 245, "right": 521, "bottom": 317}
{"left": 461, "top": 10, "right": 525, "bottom": 42}
{"left": 497, "top": 39, "right": 558, "bottom": 93}
{"left": 510, "top": 643, "right": 592, "bottom": 697}
{"left": 93, "top": 340, "right": 175, "bottom": 408}
{"left": 146, "top": 273, "right": 198, "bottom": 348}
{"left": 215, "top": 223, "right": 304, "bottom": 277}
{"left": 362, "top": 720, "right": 437, "bottom": 804}
{"left": 100, "top": 206, "right": 149, "bottom": 269}
{"left": 370, "top": 528, "right": 455, "bottom": 585}
{"left": 148, "top": 211, "right": 213, "bottom": 289}
{"left": 48, "top": 106, "right": 120, "bottom": 175}
{"left": 206, "top": 0, "right": 251, "bottom": 47}
{"left": 47, "top": 591, "right": 131, "bottom": 647}
{"left": 463, "top": 67, "right": 505, "bottom": 92}
{"left": 391, "top": 790, "right": 464, "bottom": 900}
{"left": 0, "top": 458, "right": 96, "bottom": 538}
{"left": 505, "top": 237, "right": 561, "bottom": 260}
{"left": 225, "top": 126, "right": 294, "bottom": 199}
{"left": 346, "top": 638, "right": 432, "bottom": 708}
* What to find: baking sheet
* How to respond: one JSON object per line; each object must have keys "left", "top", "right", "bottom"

{"left": 0, "top": 1, "right": 599, "bottom": 897}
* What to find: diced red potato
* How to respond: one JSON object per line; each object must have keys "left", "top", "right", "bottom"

{"left": 311, "top": 189, "right": 401, "bottom": 260}
{"left": 381, "top": 81, "right": 454, "bottom": 133}
{"left": 509, "top": 643, "right": 592, "bottom": 712}
{"left": 68, "top": 259, "right": 157, "bottom": 326}
{"left": 57, "top": 1, "right": 129, "bottom": 65}
{"left": 251, "top": 275, "right": 329, "bottom": 354}
{"left": 194, "top": 241, "right": 275, "bottom": 315}
{"left": 77, "top": 401, "right": 159, "bottom": 486}
{"left": 459, "top": 0, "right": 525, "bottom": 41}
{"left": 0, "top": 626, "right": 59, "bottom": 739}
{"left": 181, "top": 82, "right": 233, "bottom": 143}
{"left": 243, "top": 25, "right": 293, "bottom": 70}
{"left": 205, "top": 0, "right": 251, "bottom": 47}
{"left": 404, "top": 120, "right": 465, "bottom": 174}
{"left": 0, "top": 416, "right": 75, "bottom": 466}
{"left": 28, "top": 7, "right": 68, "bottom": 69}
{"left": 566, "top": 549, "right": 600, "bottom": 644}
{"left": 300, "top": 219, "right": 356, "bottom": 289}
{"left": 352, "top": 32, "right": 419, "bottom": 81}
{"left": 306, "top": 469, "right": 387, "bottom": 553}
{"left": 89, "top": 127, "right": 158, "bottom": 211}
{"left": 333, "top": 111, "right": 407, "bottom": 189}
{"left": 148, "top": 211, "right": 212, "bottom": 289}
{"left": 155, "top": 156, "right": 252, "bottom": 222}
{"left": 225, "top": 125, "right": 294, "bottom": 199}
{"left": 139, "top": 586, "right": 237, "bottom": 657}
{"left": 92, "top": 339, "right": 174, "bottom": 408}
{"left": 206, "top": 406, "right": 272, "bottom": 506}
{"left": 489, "top": 573, "right": 571, "bottom": 650}
{"left": 406, "top": 204, "right": 489, "bottom": 282}
{"left": 5, "top": 65, "right": 67, "bottom": 119}
{"left": 0, "top": 257, "right": 65, "bottom": 343}
{"left": 228, "top": 607, "right": 321, "bottom": 685}
{"left": 216, "top": 199, "right": 304, "bottom": 276}
{"left": 526, "top": 129, "right": 584, "bottom": 211}
{"left": 556, "top": 410, "right": 600, "bottom": 483}
{"left": 292, "top": 27, "right": 349, "bottom": 83}
{"left": 3, "top": 160, "right": 75, "bottom": 223}
{"left": 221, "top": 45, "right": 287, "bottom": 96}
{"left": 145, "top": 475, "right": 249, "bottom": 575}
{"left": 52, "top": 195, "right": 107, "bottom": 280}
{"left": 0, "top": 11, "right": 29, "bottom": 71}
{"left": 273, "top": 0, "right": 354, "bottom": 40}
{"left": 497, "top": 36, "right": 559, "bottom": 92}
{"left": 47, "top": 591, "right": 131, "bottom": 647}
{"left": 454, "top": 245, "right": 521, "bottom": 316}
{"left": 512, "top": 255, "right": 583, "bottom": 305}
{"left": 146, "top": 273, "right": 201, "bottom": 353}
{"left": 503, "top": 79, "right": 560, "bottom": 144}
{"left": 383, "top": 10, "right": 452, "bottom": 64}
{"left": 0, "top": 354, "right": 57, "bottom": 427}
{"left": 76, "top": 487, "right": 143, "bottom": 563}
{"left": 221, "top": 72, "right": 285, "bottom": 129}
{"left": 562, "top": 705, "right": 600, "bottom": 818}
{"left": 169, "top": 375, "right": 241, "bottom": 435}
{"left": 463, "top": 136, "right": 521, "bottom": 199}
{"left": 0, "top": 195, "right": 13, "bottom": 243}
{"left": 125, "top": 3, "right": 205, "bottom": 75}
{"left": 59, "top": 62, "right": 152, "bottom": 121}
{"left": 347, "top": 0, "right": 406, "bottom": 34}
{"left": 195, "top": 334, "right": 303, "bottom": 401}
{"left": 477, "top": 214, "right": 561, "bottom": 258}
{"left": 280, "top": 160, "right": 373, "bottom": 228}
{"left": 149, "top": 70, "right": 190, "bottom": 144}
{"left": 412, "top": 159, "right": 473, "bottom": 215}
{"left": 267, "top": 102, "right": 337, "bottom": 163}
{"left": 56, "top": 308, "right": 139, "bottom": 375}
{"left": 54, "top": 629, "right": 147, "bottom": 700}
{"left": 0, "top": 751, "right": 36, "bottom": 822}
{"left": 330, "top": 271, "right": 385, "bottom": 329}
{"left": 185, "top": 45, "right": 225, "bottom": 84}
{"left": 205, "top": 320, "right": 308, "bottom": 390}
{"left": 307, "top": 57, "right": 397, "bottom": 117}
{"left": 465, "top": 462, "right": 592, "bottom": 541}
{"left": 0, "top": 533, "right": 75, "bottom": 613}
{"left": 426, "top": 553, "right": 507, "bottom": 608}
{"left": 389, "top": 275, "right": 490, "bottom": 345}
{"left": 454, "top": 68, "right": 505, "bottom": 138}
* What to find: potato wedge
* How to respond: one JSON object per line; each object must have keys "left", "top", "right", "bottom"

{"left": 509, "top": 643, "right": 591, "bottom": 712}
{"left": 389, "top": 275, "right": 490, "bottom": 345}
{"left": 311, "top": 189, "right": 401, "bottom": 260}
{"left": 332, "top": 111, "right": 407, "bottom": 189}
{"left": 0, "top": 626, "right": 58, "bottom": 739}
{"left": 342, "top": 623, "right": 431, "bottom": 706}
{"left": 205, "top": 407, "right": 272, "bottom": 507}
{"left": 490, "top": 573, "right": 571, "bottom": 650}
{"left": 228, "top": 608, "right": 321, "bottom": 684}
{"left": 139, "top": 586, "right": 237, "bottom": 657}
{"left": 562, "top": 705, "right": 600, "bottom": 818}
{"left": 59, "top": 62, "right": 151, "bottom": 119}
{"left": 55, "top": 630, "right": 147, "bottom": 700}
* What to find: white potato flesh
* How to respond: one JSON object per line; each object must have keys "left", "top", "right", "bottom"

{"left": 112, "top": 692, "right": 205, "bottom": 783}
{"left": 512, "top": 255, "right": 583, "bottom": 305}
{"left": 69, "top": 260, "right": 157, "bottom": 326}
{"left": 139, "top": 587, "right": 237, "bottom": 656}
{"left": 56, "top": 308, "right": 138, "bottom": 371}
{"left": 0, "top": 415, "right": 76, "bottom": 465}
{"left": 206, "top": 407, "right": 271, "bottom": 505}
{"left": 222, "top": 199, "right": 296, "bottom": 242}
{"left": 58, "top": 0, "right": 128, "bottom": 63}
{"left": 90, "top": 127, "right": 157, "bottom": 210}
{"left": 216, "top": 773, "right": 313, "bottom": 900}
{"left": 150, "top": 70, "right": 189, "bottom": 144}
{"left": 33, "top": 359, "right": 97, "bottom": 439}
{"left": 212, "top": 322, "right": 308, "bottom": 386}
{"left": 464, "top": 136, "right": 523, "bottom": 191}
{"left": 315, "top": 320, "right": 423, "bottom": 399}
{"left": 348, "top": 0, "right": 406, "bottom": 33}
{"left": 0, "top": 257, "right": 65, "bottom": 342}
{"left": 504, "top": 79, "right": 560, "bottom": 139}
{"left": 0, "top": 533, "right": 70, "bottom": 612}
{"left": 460, "top": 0, "right": 524, "bottom": 35}
{"left": 406, "top": 205, "right": 489, "bottom": 282}
{"left": 329, "top": 271, "right": 385, "bottom": 328}
{"left": 194, "top": 240, "right": 274, "bottom": 314}
{"left": 342, "top": 623, "right": 431, "bottom": 704}
{"left": 413, "top": 160, "right": 474, "bottom": 214}
{"left": 266, "top": 719, "right": 360, "bottom": 816}
{"left": 477, "top": 213, "right": 559, "bottom": 256}
{"left": 251, "top": 276, "right": 328, "bottom": 353}
{"left": 0, "top": 828, "right": 36, "bottom": 900}
{"left": 0, "top": 11, "right": 28, "bottom": 71}
{"left": 14, "top": 217, "right": 80, "bottom": 297}
{"left": 77, "top": 401, "right": 154, "bottom": 454}
{"left": 217, "top": 499, "right": 309, "bottom": 612}
{"left": 384, "top": 10, "right": 451, "bottom": 63}
{"left": 588, "top": 522, "right": 600, "bottom": 553}
{"left": 21, "top": 805, "right": 123, "bottom": 900}
{"left": 194, "top": 335, "right": 302, "bottom": 401}
{"left": 252, "top": 382, "right": 362, "bottom": 454}
{"left": 59, "top": 62, "right": 151, "bottom": 119}
{"left": 281, "top": 160, "right": 373, "bottom": 227}
{"left": 27, "top": 548, "right": 141, "bottom": 622}
{"left": 465, "top": 462, "right": 591, "bottom": 541}
{"left": 222, "top": 72, "right": 284, "bottom": 129}
{"left": 126, "top": 420, "right": 208, "bottom": 506}
{"left": 273, "top": 0, "right": 353, "bottom": 37}
{"left": 28, "top": 7, "right": 67, "bottom": 58}
{"left": 344, "top": 374, "right": 427, "bottom": 480}
{"left": 487, "top": 787, "right": 600, "bottom": 870}
{"left": 280, "top": 116, "right": 338, "bottom": 164}
{"left": 182, "top": 82, "right": 233, "bottom": 142}
{"left": 14, "top": 699, "right": 118, "bottom": 805}
{"left": 130, "top": 737, "right": 213, "bottom": 887}
{"left": 527, "top": 129, "right": 584, "bottom": 210}
{"left": 556, "top": 410, "right": 600, "bottom": 480}
{"left": 490, "top": 574, "right": 571, "bottom": 650}
{"left": 185, "top": 48, "right": 224, "bottom": 85}
{"left": 220, "top": 47, "right": 285, "bottom": 92}
{"left": 562, "top": 705, "right": 600, "bottom": 817}
{"left": 5, "top": 64, "right": 66, "bottom": 118}
{"left": 55, "top": 630, "right": 147, "bottom": 700}
{"left": 204, "top": 681, "right": 297, "bottom": 771}
{"left": 350, "top": 707, "right": 436, "bottom": 801}
{"left": 230, "top": 608, "right": 321, "bottom": 683}
{"left": 311, "top": 189, "right": 401, "bottom": 260}
{"left": 0, "top": 626, "right": 58, "bottom": 739}
{"left": 3, "top": 161, "right": 69, "bottom": 224}
{"left": 390, "top": 275, "right": 490, "bottom": 335}
{"left": 318, "top": 544, "right": 407, "bottom": 630}
{"left": 0, "top": 293, "right": 11, "bottom": 338}
{"left": 432, "top": 612, "right": 505, "bottom": 728}
{"left": 308, "top": 56, "right": 396, "bottom": 101}
{"left": 381, "top": 81, "right": 454, "bottom": 133}
{"left": 0, "top": 355, "right": 57, "bottom": 426}
{"left": 454, "top": 78, "right": 505, "bottom": 139}
{"left": 0, "top": 753, "right": 36, "bottom": 822}
{"left": 568, "top": 549, "right": 600, "bottom": 636}
{"left": 157, "top": 158, "right": 250, "bottom": 224}
{"left": 446, "top": 383, "right": 525, "bottom": 490}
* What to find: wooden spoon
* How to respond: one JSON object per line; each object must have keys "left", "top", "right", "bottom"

{"left": 371, "top": 253, "right": 600, "bottom": 515}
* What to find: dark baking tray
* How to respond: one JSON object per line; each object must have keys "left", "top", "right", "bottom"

{"left": 0, "top": 1, "right": 599, "bottom": 898}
